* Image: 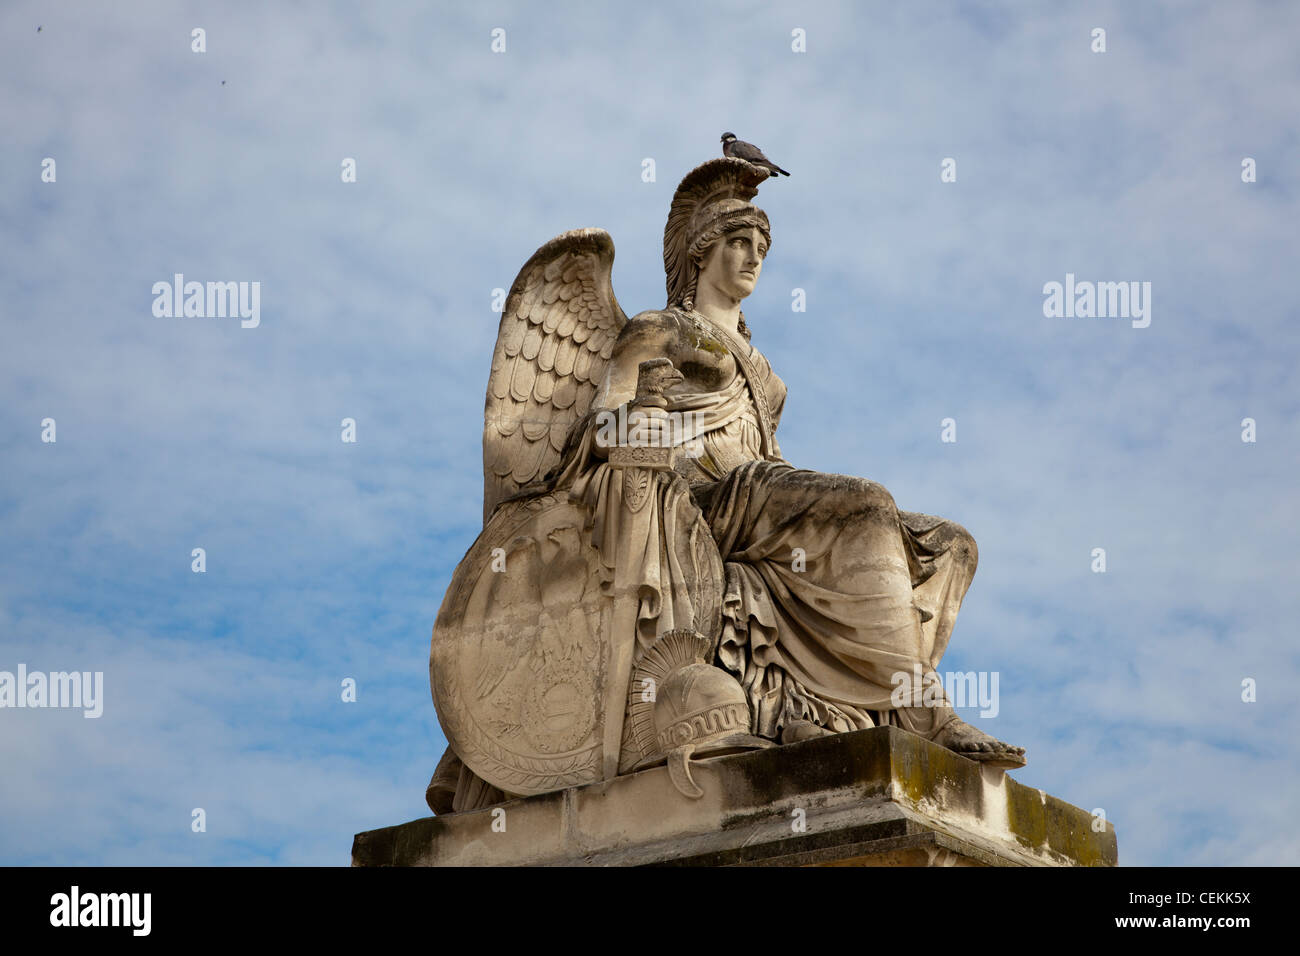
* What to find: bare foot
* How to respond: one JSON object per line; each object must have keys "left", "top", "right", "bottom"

{"left": 931, "top": 717, "right": 1026, "bottom": 768}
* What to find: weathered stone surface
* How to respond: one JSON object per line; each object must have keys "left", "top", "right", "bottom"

{"left": 426, "top": 155, "right": 1026, "bottom": 817}
{"left": 354, "top": 726, "right": 1116, "bottom": 867}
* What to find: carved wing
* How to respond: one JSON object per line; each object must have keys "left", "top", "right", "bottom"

{"left": 482, "top": 228, "right": 627, "bottom": 523}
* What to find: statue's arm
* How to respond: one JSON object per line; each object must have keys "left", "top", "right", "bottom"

{"left": 768, "top": 386, "right": 789, "bottom": 462}
{"left": 590, "top": 313, "right": 681, "bottom": 455}
{"left": 593, "top": 313, "right": 680, "bottom": 408}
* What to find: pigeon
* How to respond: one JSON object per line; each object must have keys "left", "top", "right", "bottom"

{"left": 721, "top": 132, "right": 790, "bottom": 177}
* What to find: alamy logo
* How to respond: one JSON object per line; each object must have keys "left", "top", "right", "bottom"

{"left": 0, "top": 664, "right": 103, "bottom": 718}
{"left": 152, "top": 274, "right": 261, "bottom": 328}
{"left": 1042, "top": 273, "right": 1151, "bottom": 328}
{"left": 50, "top": 886, "right": 151, "bottom": 936}
{"left": 594, "top": 406, "right": 707, "bottom": 457}
{"left": 890, "top": 664, "right": 1000, "bottom": 717}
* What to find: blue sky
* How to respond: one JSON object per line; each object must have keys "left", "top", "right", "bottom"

{"left": 1, "top": 0, "right": 1297, "bottom": 865}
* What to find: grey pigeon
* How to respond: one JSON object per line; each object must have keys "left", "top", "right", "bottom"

{"left": 721, "top": 132, "right": 790, "bottom": 177}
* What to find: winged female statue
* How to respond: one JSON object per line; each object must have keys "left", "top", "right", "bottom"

{"left": 427, "top": 157, "right": 1024, "bottom": 815}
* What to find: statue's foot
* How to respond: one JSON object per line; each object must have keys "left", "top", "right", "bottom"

{"left": 780, "top": 719, "right": 834, "bottom": 745}
{"left": 931, "top": 717, "right": 1026, "bottom": 769}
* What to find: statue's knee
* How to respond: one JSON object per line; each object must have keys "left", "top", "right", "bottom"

{"left": 782, "top": 473, "right": 899, "bottom": 523}
{"left": 855, "top": 479, "right": 898, "bottom": 518}
{"left": 950, "top": 523, "right": 978, "bottom": 570}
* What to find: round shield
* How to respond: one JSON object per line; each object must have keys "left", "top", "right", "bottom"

{"left": 431, "top": 490, "right": 722, "bottom": 796}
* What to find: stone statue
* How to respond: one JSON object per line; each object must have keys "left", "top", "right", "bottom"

{"left": 426, "top": 156, "right": 1024, "bottom": 815}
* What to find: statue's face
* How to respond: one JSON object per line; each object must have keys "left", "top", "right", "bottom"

{"left": 699, "top": 225, "right": 767, "bottom": 301}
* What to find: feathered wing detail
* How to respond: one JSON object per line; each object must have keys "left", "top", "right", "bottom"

{"left": 482, "top": 228, "right": 627, "bottom": 523}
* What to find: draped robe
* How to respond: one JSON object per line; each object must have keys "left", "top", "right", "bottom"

{"left": 659, "top": 313, "right": 980, "bottom": 738}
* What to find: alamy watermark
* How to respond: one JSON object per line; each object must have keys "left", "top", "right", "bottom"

{"left": 0, "top": 664, "right": 103, "bottom": 718}
{"left": 594, "top": 406, "right": 706, "bottom": 458}
{"left": 50, "top": 886, "right": 150, "bottom": 936}
{"left": 152, "top": 274, "right": 260, "bottom": 328}
{"left": 890, "top": 664, "right": 1000, "bottom": 718}
{"left": 1042, "top": 273, "right": 1151, "bottom": 328}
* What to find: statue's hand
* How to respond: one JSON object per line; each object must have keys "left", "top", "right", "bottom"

{"left": 593, "top": 403, "right": 675, "bottom": 456}
{"left": 626, "top": 406, "right": 674, "bottom": 448}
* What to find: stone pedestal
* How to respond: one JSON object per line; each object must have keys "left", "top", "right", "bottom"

{"left": 351, "top": 726, "right": 1117, "bottom": 866}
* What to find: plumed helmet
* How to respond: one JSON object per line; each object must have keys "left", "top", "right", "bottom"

{"left": 652, "top": 657, "right": 773, "bottom": 799}
{"left": 663, "top": 158, "right": 771, "bottom": 310}
{"left": 654, "top": 662, "right": 753, "bottom": 754}
{"left": 626, "top": 629, "right": 772, "bottom": 798}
